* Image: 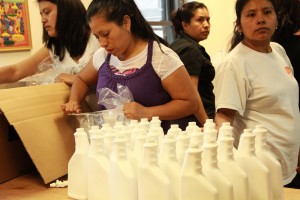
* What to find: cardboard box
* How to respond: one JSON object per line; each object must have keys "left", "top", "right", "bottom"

{"left": 0, "top": 114, "right": 34, "bottom": 183}
{"left": 0, "top": 83, "right": 76, "bottom": 184}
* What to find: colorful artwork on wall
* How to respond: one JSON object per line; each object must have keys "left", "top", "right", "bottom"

{"left": 0, "top": 0, "right": 31, "bottom": 51}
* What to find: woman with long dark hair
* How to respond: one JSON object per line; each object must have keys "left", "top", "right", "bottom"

{"left": 62, "top": 0, "right": 198, "bottom": 132}
{"left": 0, "top": 0, "right": 99, "bottom": 85}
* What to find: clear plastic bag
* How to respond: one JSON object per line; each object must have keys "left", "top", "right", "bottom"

{"left": 21, "top": 55, "right": 88, "bottom": 85}
{"left": 21, "top": 56, "right": 60, "bottom": 85}
{"left": 70, "top": 111, "right": 103, "bottom": 130}
{"left": 97, "top": 84, "right": 133, "bottom": 125}
{"left": 97, "top": 84, "right": 133, "bottom": 110}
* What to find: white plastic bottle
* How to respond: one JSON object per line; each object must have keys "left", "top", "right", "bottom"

{"left": 159, "top": 135, "right": 181, "bottom": 200}
{"left": 120, "top": 129, "right": 136, "bottom": 176}
{"left": 235, "top": 129, "right": 272, "bottom": 200}
{"left": 254, "top": 125, "right": 284, "bottom": 200}
{"left": 176, "top": 131, "right": 190, "bottom": 165}
{"left": 148, "top": 125, "right": 164, "bottom": 152}
{"left": 202, "top": 127, "right": 234, "bottom": 200}
{"left": 68, "top": 128, "right": 89, "bottom": 200}
{"left": 132, "top": 128, "right": 148, "bottom": 173}
{"left": 87, "top": 131, "right": 110, "bottom": 200}
{"left": 217, "top": 122, "right": 237, "bottom": 161}
{"left": 185, "top": 121, "right": 198, "bottom": 135}
{"left": 131, "top": 126, "right": 145, "bottom": 150}
{"left": 113, "top": 121, "right": 125, "bottom": 133}
{"left": 100, "top": 123, "right": 113, "bottom": 135}
{"left": 104, "top": 128, "right": 116, "bottom": 158}
{"left": 128, "top": 119, "right": 139, "bottom": 129}
{"left": 167, "top": 124, "right": 182, "bottom": 139}
{"left": 180, "top": 143, "right": 218, "bottom": 200}
{"left": 109, "top": 135, "right": 137, "bottom": 200}
{"left": 218, "top": 136, "right": 249, "bottom": 200}
{"left": 189, "top": 127, "right": 204, "bottom": 149}
{"left": 138, "top": 139, "right": 171, "bottom": 200}
{"left": 128, "top": 120, "right": 139, "bottom": 149}
{"left": 150, "top": 116, "right": 162, "bottom": 128}
{"left": 88, "top": 125, "right": 101, "bottom": 139}
{"left": 139, "top": 118, "right": 150, "bottom": 130}
{"left": 203, "top": 119, "right": 216, "bottom": 132}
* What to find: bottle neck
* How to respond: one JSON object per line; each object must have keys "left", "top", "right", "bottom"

{"left": 255, "top": 131, "right": 268, "bottom": 151}
{"left": 218, "top": 138, "right": 234, "bottom": 161}
{"left": 238, "top": 134, "right": 255, "bottom": 156}
{"left": 111, "top": 138, "right": 127, "bottom": 161}
{"left": 182, "top": 149, "right": 203, "bottom": 174}
{"left": 203, "top": 143, "right": 218, "bottom": 168}
{"left": 90, "top": 136, "right": 105, "bottom": 155}
{"left": 160, "top": 140, "right": 177, "bottom": 161}
{"left": 74, "top": 132, "right": 89, "bottom": 153}
{"left": 142, "top": 143, "right": 158, "bottom": 166}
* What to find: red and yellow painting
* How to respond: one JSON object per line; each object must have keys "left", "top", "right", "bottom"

{"left": 0, "top": 0, "right": 31, "bottom": 51}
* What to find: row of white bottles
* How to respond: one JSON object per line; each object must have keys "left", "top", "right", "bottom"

{"left": 68, "top": 128, "right": 89, "bottom": 200}
{"left": 110, "top": 135, "right": 137, "bottom": 200}
{"left": 67, "top": 118, "right": 284, "bottom": 200}
{"left": 217, "top": 124, "right": 249, "bottom": 200}
{"left": 202, "top": 125, "right": 234, "bottom": 200}
{"left": 181, "top": 142, "right": 218, "bottom": 200}
{"left": 138, "top": 138, "right": 171, "bottom": 200}
{"left": 87, "top": 126, "right": 110, "bottom": 200}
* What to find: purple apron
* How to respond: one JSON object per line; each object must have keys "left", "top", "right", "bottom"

{"left": 96, "top": 40, "right": 171, "bottom": 133}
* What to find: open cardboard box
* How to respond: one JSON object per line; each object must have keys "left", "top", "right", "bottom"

{"left": 0, "top": 83, "right": 77, "bottom": 184}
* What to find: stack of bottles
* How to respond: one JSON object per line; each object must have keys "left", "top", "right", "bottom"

{"left": 67, "top": 117, "right": 284, "bottom": 200}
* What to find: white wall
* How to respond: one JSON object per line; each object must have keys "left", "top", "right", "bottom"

{"left": 0, "top": 0, "right": 236, "bottom": 66}
{"left": 199, "top": 0, "right": 236, "bottom": 62}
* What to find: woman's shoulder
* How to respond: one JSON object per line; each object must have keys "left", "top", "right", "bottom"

{"left": 217, "top": 43, "right": 248, "bottom": 71}
{"left": 170, "top": 37, "right": 197, "bottom": 51}
{"left": 153, "top": 41, "right": 182, "bottom": 62}
{"left": 270, "top": 42, "right": 286, "bottom": 55}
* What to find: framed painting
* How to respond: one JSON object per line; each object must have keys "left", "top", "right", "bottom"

{"left": 0, "top": 0, "right": 32, "bottom": 52}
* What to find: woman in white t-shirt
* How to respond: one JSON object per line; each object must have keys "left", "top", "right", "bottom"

{"left": 214, "top": 0, "right": 300, "bottom": 187}
{"left": 62, "top": 0, "right": 198, "bottom": 132}
{"left": 0, "top": 0, "right": 99, "bottom": 85}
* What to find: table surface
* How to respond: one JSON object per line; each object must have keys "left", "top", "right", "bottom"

{"left": 0, "top": 171, "right": 299, "bottom": 200}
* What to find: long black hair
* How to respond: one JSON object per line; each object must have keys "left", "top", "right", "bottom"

{"left": 170, "top": 1, "right": 207, "bottom": 38}
{"left": 86, "top": 0, "right": 168, "bottom": 47}
{"left": 272, "top": 0, "right": 300, "bottom": 42}
{"left": 230, "top": 0, "right": 277, "bottom": 51}
{"left": 37, "top": 0, "right": 90, "bottom": 61}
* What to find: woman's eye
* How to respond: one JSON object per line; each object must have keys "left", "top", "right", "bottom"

{"left": 247, "top": 13, "right": 255, "bottom": 17}
{"left": 265, "top": 10, "right": 272, "bottom": 15}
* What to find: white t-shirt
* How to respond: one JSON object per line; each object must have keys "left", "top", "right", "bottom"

{"left": 49, "top": 34, "right": 100, "bottom": 74}
{"left": 92, "top": 41, "right": 183, "bottom": 80}
{"left": 215, "top": 42, "right": 300, "bottom": 184}
{"left": 22, "top": 35, "right": 100, "bottom": 84}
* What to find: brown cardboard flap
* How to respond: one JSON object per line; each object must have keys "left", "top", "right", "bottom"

{"left": 0, "top": 115, "right": 34, "bottom": 183}
{"left": 0, "top": 83, "right": 76, "bottom": 184}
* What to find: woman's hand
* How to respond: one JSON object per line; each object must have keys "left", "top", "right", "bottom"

{"left": 55, "top": 73, "right": 75, "bottom": 86}
{"left": 61, "top": 101, "right": 82, "bottom": 113}
{"left": 123, "top": 101, "right": 150, "bottom": 120}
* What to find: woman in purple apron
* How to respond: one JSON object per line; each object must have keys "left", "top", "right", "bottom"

{"left": 62, "top": 0, "right": 198, "bottom": 133}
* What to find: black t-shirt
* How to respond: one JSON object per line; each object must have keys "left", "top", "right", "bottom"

{"left": 170, "top": 33, "right": 215, "bottom": 129}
